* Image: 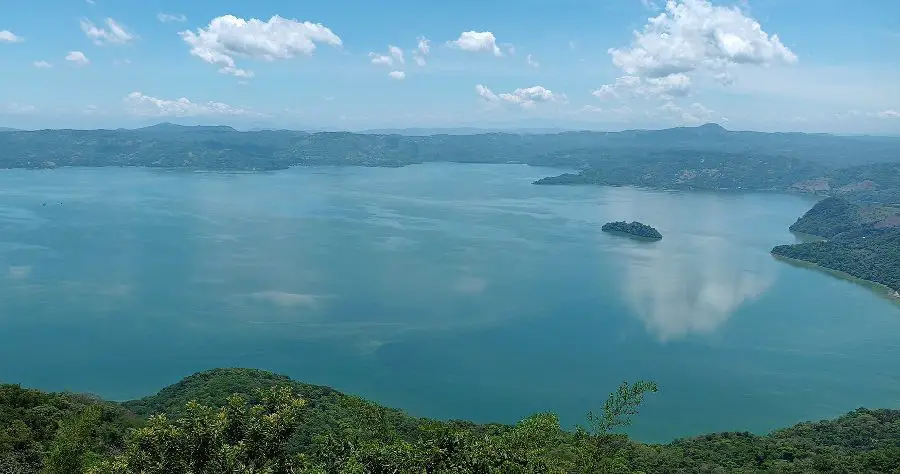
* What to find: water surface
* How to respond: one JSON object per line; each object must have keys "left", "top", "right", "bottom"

{"left": 1, "top": 164, "right": 898, "bottom": 442}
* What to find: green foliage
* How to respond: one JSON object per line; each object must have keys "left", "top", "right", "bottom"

{"left": 0, "top": 384, "right": 138, "bottom": 474}
{"left": 122, "top": 368, "right": 425, "bottom": 456}
{"left": 772, "top": 229, "right": 900, "bottom": 291}
{"left": 787, "top": 197, "right": 900, "bottom": 238}
{"left": 601, "top": 222, "right": 662, "bottom": 240}
{"left": 586, "top": 381, "right": 659, "bottom": 435}
{"left": 533, "top": 150, "right": 827, "bottom": 192}
{"left": 2, "top": 370, "right": 899, "bottom": 473}
{"left": 89, "top": 386, "right": 305, "bottom": 474}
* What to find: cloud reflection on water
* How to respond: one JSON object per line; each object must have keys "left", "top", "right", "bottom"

{"left": 604, "top": 189, "right": 776, "bottom": 342}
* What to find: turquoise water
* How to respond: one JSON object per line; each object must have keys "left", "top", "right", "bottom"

{"left": 1, "top": 164, "right": 898, "bottom": 442}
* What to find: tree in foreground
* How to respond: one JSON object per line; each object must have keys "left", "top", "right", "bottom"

{"left": 85, "top": 380, "right": 658, "bottom": 473}
{"left": 88, "top": 386, "right": 305, "bottom": 474}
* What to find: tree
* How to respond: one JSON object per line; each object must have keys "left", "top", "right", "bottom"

{"left": 88, "top": 387, "right": 305, "bottom": 474}
{"left": 585, "top": 380, "right": 658, "bottom": 436}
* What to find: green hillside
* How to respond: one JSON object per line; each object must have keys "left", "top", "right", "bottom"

{"left": 2, "top": 368, "right": 898, "bottom": 473}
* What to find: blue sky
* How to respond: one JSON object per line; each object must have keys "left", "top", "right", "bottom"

{"left": 1, "top": 0, "right": 899, "bottom": 133}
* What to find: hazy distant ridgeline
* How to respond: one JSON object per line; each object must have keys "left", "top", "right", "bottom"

{"left": 2, "top": 122, "right": 900, "bottom": 173}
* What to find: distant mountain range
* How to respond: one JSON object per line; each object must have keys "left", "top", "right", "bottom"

{"left": 2, "top": 122, "right": 899, "bottom": 172}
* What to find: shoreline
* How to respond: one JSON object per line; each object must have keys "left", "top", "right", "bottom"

{"left": 771, "top": 253, "right": 900, "bottom": 302}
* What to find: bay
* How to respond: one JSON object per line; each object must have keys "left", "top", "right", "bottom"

{"left": 1, "top": 163, "right": 898, "bottom": 442}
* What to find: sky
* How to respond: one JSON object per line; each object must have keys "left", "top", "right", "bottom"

{"left": 1, "top": 0, "right": 899, "bottom": 133}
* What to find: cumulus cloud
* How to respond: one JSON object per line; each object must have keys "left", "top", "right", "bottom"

{"left": 475, "top": 84, "right": 563, "bottom": 109}
{"left": 475, "top": 84, "right": 499, "bottom": 102}
{"left": 875, "top": 110, "right": 900, "bottom": 119}
{"left": 596, "top": 0, "right": 796, "bottom": 99}
{"left": 611, "top": 0, "right": 796, "bottom": 77}
{"left": 388, "top": 45, "right": 404, "bottom": 64}
{"left": 0, "top": 30, "right": 23, "bottom": 43}
{"left": 80, "top": 18, "right": 135, "bottom": 45}
{"left": 370, "top": 45, "right": 405, "bottom": 66}
{"left": 413, "top": 36, "right": 430, "bottom": 66}
{"left": 450, "top": 31, "right": 502, "bottom": 56}
{"left": 157, "top": 13, "right": 187, "bottom": 23}
{"left": 369, "top": 52, "right": 393, "bottom": 66}
{"left": 180, "top": 15, "right": 342, "bottom": 78}
{"left": 593, "top": 73, "right": 691, "bottom": 100}
{"left": 388, "top": 70, "right": 405, "bottom": 80}
{"left": 416, "top": 36, "right": 430, "bottom": 55}
{"left": 33, "top": 60, "right": 52, "bottom": 69}
{"left": 124, "top": 91, "right": 251, "bottom": 117}
{"left": 526, "top": 54, "right": 539, "bottom": 68}
{"left": 65, "top": 51, "right": 89, "bottom": 66}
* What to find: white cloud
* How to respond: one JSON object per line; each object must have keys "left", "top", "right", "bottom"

{"left": 180, "top": 15, "right": 342, "bottom": 78}
{"left": 475, "top": 84, "right": 563, "bottom": 109}
{"left": 369, "top": 52, "right": 393, "bottom": 66}
{"left": 124, "top": 91, "right": 251, "bottom": 117}
{"left": 4, "top": 103, "right": 36, "bottom": 114}
{"left": 157, "top": 13, "right": 187, "bottom": 23}
{"left": 526, "top": 54, "right": 539, "bottom": 68}
{"left": 659, "top": 101, "right": 717, "bottom": 124}
{"left": 388, "top": 45, "right": 404, "bottom": 64}
{"left": 475, "top": 84, "right": 499, "bottom": 102}
{"left": 65, "top": 51, "right": 89, "bottom": 66}
{"left": 388, "top": 70, "right": 405, "bottom": 80}
{"left": 714, "top": 71, "right": 735, "bottom": 85}
{"left": 611, "top": 0, "right": 796, "bottom": 78}
{"left": 597, "top": 0, "right": 796, "bottom": 99}
{"left": 80, "top": 18, "right": 135, "bottom": 45}
{"left": 416, "top": 36, "right": 431, "bottom": 55}
{"left": 592, "top": 73, "right": 691, "bottom": 99}
{"left": 412, "top": 37, "right": 430, "bottom": 66}
{"left": 875, "top": 110, "right": 900, "bottom": 119}
{"left": 450, "top": 31, "right": 502, "bottom": 56}
{"left": 0, "top": 30, "right": 23, "bottom": 43}
{"left": 579, "top": 105, "right": 604, "bottom": 113}
{"left": 32, "top": 60, "right": 52, "bottom": 69}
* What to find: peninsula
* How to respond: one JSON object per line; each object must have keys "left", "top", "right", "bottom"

{"left": 602, "top": 221, "right": 663, "bottom": 240}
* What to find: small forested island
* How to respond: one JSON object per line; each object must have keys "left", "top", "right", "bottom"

{"left": 2, "top": 368, "right": 899, "bottom": 473}
{"left": 602, "top": 221, "right": 663, "bottom": 240}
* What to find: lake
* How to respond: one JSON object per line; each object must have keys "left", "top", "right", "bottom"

{"left": 1, "top": 163, "right": 898, "bottom": 442}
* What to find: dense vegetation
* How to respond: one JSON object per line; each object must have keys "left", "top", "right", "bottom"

{"left": 772, "top": 228, "right": 900, "bottom": 292}
{"left": 533, "top": 150, "right": 827, "bottom": 192}
{"left": 770, "top": 197, "right": 900, "bottom": 291}
{"left": 601, "top": 221, "right": 662, "bottom": 240}
{"left": 787, "top": 197, "right": 900, "bottom": 238}
{"left": 2, "top": 368, "right": 898, "bottom": 473}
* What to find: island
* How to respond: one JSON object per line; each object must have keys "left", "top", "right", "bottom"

{"left": 2, "top": 367, "right": 898, "bottom": 473}
{"left": 602, "top": 220, "right": 662, "bottom": 240}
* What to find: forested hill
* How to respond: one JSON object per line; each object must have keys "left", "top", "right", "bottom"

{"left": 2, "top": 368, "right": 899, "bottom": 473}
{"left": 2, "top": 123, "right": 900, "bottom": 171}
{"left": 770, "top": 197, "right": 900, "bottom": 292}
